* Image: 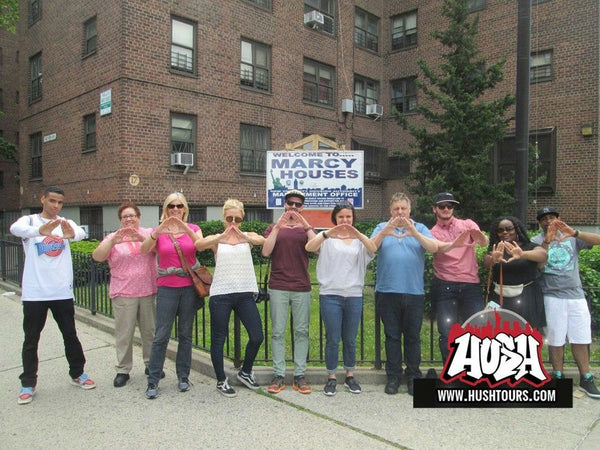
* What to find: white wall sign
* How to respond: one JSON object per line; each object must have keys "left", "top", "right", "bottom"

{"left": 100, "top": 89, "right": 112, "bottom": 116}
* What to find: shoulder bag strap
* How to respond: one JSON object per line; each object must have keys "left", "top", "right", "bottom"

{"left": 169, "top": 235, "right": 199, "bottom": 282}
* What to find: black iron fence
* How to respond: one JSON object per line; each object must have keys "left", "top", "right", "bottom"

{"left": 2, "top": 238, "right": 598, "bottom": 368}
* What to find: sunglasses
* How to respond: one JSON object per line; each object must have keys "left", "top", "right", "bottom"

{"left": 120, "top": 214, "right": 138, "bottom": 220}
{"left": 225, "top": 216, "right": 243, "bottom": 223}
{"left": 437, "top": 204, "right": 455, "bottom": 210}
{"left": 167, "top": 204, "right": 185, "bottom": 210}
{"left": 286, "top": 200, "right": 303, "bottom": 208}
{"left": 496, "top": 225, "right": 515, "bottom": 234}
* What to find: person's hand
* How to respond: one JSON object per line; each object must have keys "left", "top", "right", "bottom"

{"left": 502, "top": 241, "right": 523, "bottom": 262}
{"left": 276, "top": 211, "right": 310, "bottom": 230}
{"left": 548, "top": 219, "right": 576, "bottom": 241}
{"left": 491, "top": 242, "right": 506, "bottom": 263}
{"left": 59, "top": 220, "right": 76, "bottom": 239}
{"left": 381, "top": 216, "right": 408, "bottom": 238}
{"left": 156, "top": 216, "right": 189, "bottom": 235}
{"left": 219, "top": 224, "right": 249, "bottom": 245}
{"left": 469, "top": 229, "right": 488, "bottom": 246}
{"left": 39, "top": 219, "right": 61, "bottom": 237}
{"left": 452, "top": 230, "right": 474, "bottom": 248}
{"left": 326, "top": 224, "right": 360, "bottom": 240}
{"left": 112, "top": 227, "right": 145, "bottom": 244}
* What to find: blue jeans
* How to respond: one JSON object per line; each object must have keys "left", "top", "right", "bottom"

{"left": 376, "top": 292, "right": 424, "bottom": 380}
{"left": 319, "top": 295, "right": 362, "bottom": 375}
{"left": 147, "top": 286, "right": 197, "bottom": 385}
{"left": 269, "top": 289, "right": 311, "bottom": 377}
{"left": 209, "top": 292, "right": 264, "bottom": 382}
{"left": 431, "top": 278, "right": 483, "bottom": 362}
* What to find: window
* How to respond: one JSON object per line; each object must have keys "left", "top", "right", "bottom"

{"left": 83, "top": 16, "right": 97, "bottom": 57}
{"left": 492, "top": 127, "right": 556, "bottom": 193}
{"left": 304, "top": 1, "right": 335, "bottom": 34}
{"left": 244, "top": 207, "right": 272, "bottom": 222}
{"left": 29, "top": 0, "right": 41, "bottom": 26}
{"left": 171, "top": 113, "right": 196, "bottom": 159}
{"left": 171, "top": 17, "right": 195, "bottom": 74}
{"left": 83, "top": 114, "right": 96, "bottom": 152}
{"left": 352, "top": 139, "right": 382, "bottom": 178}
{"left": 391, "top": 11, "right": 417, "bottom": 51}
{"left": 531, "top": 50, "right": 552, "bottom": 83}
{"left": 354, "top": 8, "right": 379, "bottom": 52}
{"left": 354, "top": 76, "right": 379, "bottom": 115}
{"left": 386, "top": 155, "right": 410, "bottom": 179}
{"left": 240, "top": 124, "right": 270, "bottom": 173}
{"left": 243, "top": 0, "right": 271, "bottom": 10}
{"left": 391, "top": 77, "right": 417, "bottom": 114}
{"left": 188, "top": 207, "right": 207, "bottom": 223}
{"left": 467, "top": 0, "right": 486, "bottom": 12}
{"left": 240, "top": 39, "right": 270, "bottom": 91}
{"left": 30, "top": 132, "right": 42, "bottom": 180}
{"left": 80, "top": 206, "right": 103, "bottom": 240}
{"left": 303, "top": 59, "right": 334, "bottom": 106}
{"left": 29, "top": 53, "right": 42, "bottom": 103}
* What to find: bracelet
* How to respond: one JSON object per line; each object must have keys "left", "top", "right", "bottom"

{"left": 304, "top": 226, "right": 311, "bottom": 232}
{"left": 150, "top": 232, "right": 157, "bottom": 240}
{"left": 574, "top": 230, "right": 580, "bottom": 238}
{"left": 322, "top": 231, "right": 328, "bottom": 239}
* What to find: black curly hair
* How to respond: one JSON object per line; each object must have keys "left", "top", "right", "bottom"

{"left": 487, "top": 215, "right": 531, "bottom": 253}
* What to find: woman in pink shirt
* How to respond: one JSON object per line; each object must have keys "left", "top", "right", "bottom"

{"left": 140, "top": 193, "right": 203, "bottom": 399}
{"left": 93, "top": 203, "right": 158, "bottom": 388}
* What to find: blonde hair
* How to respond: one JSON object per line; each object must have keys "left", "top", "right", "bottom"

{"left": 222, "top": 198, "right": 244, "bottom": 218}
{"left": 390, "top": 192, "right": 411, "bottom": 208}
{"left": 160, "top": 192, "right": 189, "bottom": 222}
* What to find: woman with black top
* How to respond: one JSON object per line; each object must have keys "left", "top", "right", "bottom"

{"left": 483, "top": 216, "right": 547, "bottom": 329}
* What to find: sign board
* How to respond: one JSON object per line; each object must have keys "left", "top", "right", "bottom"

{"left": 266, "top": 150, "right": 364, "bottom": 210}
{"left": 100, "top": 89, "right": 112, "bottom": 116}
{"left": 43, "top": 133, "right": 56, "bottom": 143}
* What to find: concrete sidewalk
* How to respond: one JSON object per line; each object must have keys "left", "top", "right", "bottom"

{"left": 1, "top": 284, "right": 599, "bottom": 449}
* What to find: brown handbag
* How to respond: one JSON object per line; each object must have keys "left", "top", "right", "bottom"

{"left": 169, "top": 236, "right": 213, "bottom": 302}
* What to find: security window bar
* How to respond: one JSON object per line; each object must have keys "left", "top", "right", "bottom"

{"left": 171, "top": 17, "right": 195, "bottom": 74}
{"left": 83, "top": 16, "right": 97, "bottom": 57}
{"left": 84, "top": 114, "right": 96, "bottom": 152}
{"left": 30, "top": 132, "right": 42, "bottom": 180}
{"left": 29, "top": 53, "right": 42, "bottom": 103}
{"left": 304, "top": 1, "right": 335, "bottom": 34}
{"left": 29, "top": 0, "right": 41, "bottom": 26}
{"left": 240, "top": 124, "right": 270, "bottom": 173}
{"left": 391, "top": 11, "right": 417, "bottom": 51}
{"left": 303, "top": 59, "right": 334, "bottom": 106}
{"left": 243, "top": 0, "right": 272, "bottom": 10}
{"left": 240, "top": 39, "right": 270, "bottom": 91}
{"left": 352, "top": 139, "right": 381, "bottom": 177}
{"left": 354, "top": 76, "right": 379, "bottom": 115}
{"left": 531, "top": 50, "right": 552, "bottom": 83}
{"left": 391, "top": 77, "right": 417, "bottom": 114}
{"left": 354, "top": 8, "right": 379, "bottom": 52}
{"left": 171, "top": 113, "right": 196, "bottom": 156}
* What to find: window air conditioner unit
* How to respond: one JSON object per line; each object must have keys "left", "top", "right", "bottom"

{"left": 304, "top": 10, "right": 325, "bottom": 26}
{"left": 171, "top": 152, "right": 194, "bottom": 166}
{"left": 365, "top": 171, "right": 380, "bottom": 178}
{"left": 366, "top": 104, "right": 383, "bottom": 117}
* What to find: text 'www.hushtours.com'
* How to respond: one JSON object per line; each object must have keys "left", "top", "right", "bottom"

{"left": 437, "top": 388, "right": 556, "bottom": 404}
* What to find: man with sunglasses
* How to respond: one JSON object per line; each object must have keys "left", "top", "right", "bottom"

{"left": 262, "top": 189, "right": 316, "bottom": 394}
{"left": 532, "top": 207, "right": 600, "bottom": 398}
{"left": 430, "top": 192, "right": 488, "bottom": 365}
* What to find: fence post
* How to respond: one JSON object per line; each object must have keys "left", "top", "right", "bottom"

{"left": 90, "top": 256, "right": 97, "bottom": 315}
{"left": 374, "top": 291, "right": 382, "bottom": 370}
{"left": 1, "top": 241, "right": 6, "bottom": 281}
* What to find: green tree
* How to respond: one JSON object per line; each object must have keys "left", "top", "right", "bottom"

{"left": 0, "top": 0, "right": 19, "bottom": 33}
{"left": 395, "top": 0, "right": 515, "bottom": 227}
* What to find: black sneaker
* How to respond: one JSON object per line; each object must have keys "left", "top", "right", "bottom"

{"left": 217, "top": 378, "right": 237, "bottom": 398}
{"left": 323, "top": 379, "right": 337, "bottom": 396}
{"left": 145, "top": 383, "right": 158, "bottom": 399}
{"left": 579, "top": 374, "right": 600, "bottom": 399}
{"left": 178, "top": 377, "right": 191, "bottom": 392}
{"left": 237, "top": 370, "right": 259, "bottom": 390}
{"left": 426, "top": 368, "right": 438, "bottom": 379}
{"left": 344, "top": 376, "right": 362, "bottom": 394}
{"left": 407, "top": 378, "right": 415, "bottom": 396}
{"left": 385, "top": 377, "right": 400, "bottom": 395}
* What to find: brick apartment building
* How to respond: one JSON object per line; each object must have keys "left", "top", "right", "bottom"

{"left": 0, "top": 0, "right": 598, "bottom": 238}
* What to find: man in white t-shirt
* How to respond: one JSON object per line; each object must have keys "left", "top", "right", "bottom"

{"left": 10, "top": 186, "right": 96, "bottom": 405}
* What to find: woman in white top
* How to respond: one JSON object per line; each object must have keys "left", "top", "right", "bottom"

{"left": 195, "top": 199, "right": 265, "bottom": 397}
{"left": 305, "top": 201, "right": 377, "bottom": 397}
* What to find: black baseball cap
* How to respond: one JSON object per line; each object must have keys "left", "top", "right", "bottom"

{"left": 536, "top": 207, "right": 559, "bottom": 221}
{"left": 434, "top": 192, "right": 460, "bottom": 205}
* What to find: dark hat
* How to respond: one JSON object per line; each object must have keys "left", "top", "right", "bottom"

{"left": 536, "top": 206, "right": 559, "bottom": 221}
{"left": 284, "top": 189, "right": 305, "bottom": 202}
{"left": 434, "top": 192, "right": 460, "bottom": 205}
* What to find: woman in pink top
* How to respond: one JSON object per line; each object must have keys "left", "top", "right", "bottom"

{"left": 92, "top": 203, "right": 158, "bottom": 388}
{"left": 140, "top": 193, "right": 203, "bottom": 399}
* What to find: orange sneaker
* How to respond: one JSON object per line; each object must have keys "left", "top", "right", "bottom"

{"left": 293, "top": 375, "right": 312, "bottom": 394}
{"left": 268, "top": 375, "right": 285, "bottom": 394}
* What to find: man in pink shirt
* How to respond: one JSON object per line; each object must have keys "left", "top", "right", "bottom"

{"left": 430, "top": 192, "right": 488, "bottom": 363}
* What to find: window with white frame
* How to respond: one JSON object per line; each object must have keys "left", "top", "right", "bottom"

{"left": 240, "top": 38, "right": 270, "bottom": 91}
{"left": 391, "top": 77, "right": 417, "bottom": 114}
{"left": 83, "top": 114, "right": 96, "bottom": 152}
{"left": 304, "top": 0, "right": 335, "bottom": 34}
{"left": 354, "top": 76, "right": 379, "bottom": 115}
{"left": 30, "top": 132, "right": 42, "bottom": 180}
{"left": 354, "top": 8, "right": 379, "bottom": 52}
{"left": 83, "top": 16, "right": 97, "bottom": 57}
{"left": 303, "top": 59, "right": 334, "bottom": 106}
{"left": 531, "top": 50, "right": 552, "bottom": 83}
{"left": 171, "top": 17, "right": 195, "bottom": 74}
{"left": 171, "top": 113, "right": 196, "bottom": 158}
{"left": 29, "top": 52, "right": 42, "bottom": 103}
{"left": 391, "top": 11, "right": 417, "bottom": 51}
{"left": 240, "top": 124, "right": 270, "bottom": 173}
